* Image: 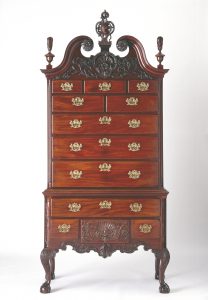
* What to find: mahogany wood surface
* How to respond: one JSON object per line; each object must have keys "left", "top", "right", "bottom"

{"left": 52, "top": 136, "right": 158, "bottom": 159}
{"left": 85, "top": 80, "right": 126, "bottom": 93}
{"left": 52, "top": 114, "right": 159, "bottom": 135}
{"left": 131, "top": 219, "right": 160, "bottom": 239}
{"left": 50, "top": 198, "right": 160, "bottom": 217}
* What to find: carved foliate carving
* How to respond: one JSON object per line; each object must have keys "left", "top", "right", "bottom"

{"left": 81, "top": 220, "right": 129, "bottom": 243}
{"left": 54, "top": 52, "right": 153, "bottom": 80}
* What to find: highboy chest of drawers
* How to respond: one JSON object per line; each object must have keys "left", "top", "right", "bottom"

{"left": 40, "top": 11, "right": 170, "bottom": 294}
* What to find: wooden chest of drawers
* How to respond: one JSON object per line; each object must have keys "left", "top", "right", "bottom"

{"left": 40, "top": 11, "right": 170, "bottom": 294}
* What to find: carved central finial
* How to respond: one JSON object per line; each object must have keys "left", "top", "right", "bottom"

{"left": 95, "top": 10, "right": 115, "bottom": 51}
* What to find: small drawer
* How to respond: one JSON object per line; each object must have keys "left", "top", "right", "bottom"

{"left": 52, "top": 80, "right": 82, "bottom": 93}
{"left": 128, "top": 80, "right": 158, "bottom": 94}
{"left": 50, "top": 198, "right": 160, "bottom": 218}
{"left": 52, "top": 136, "right": 158, "bottom": 160}
{"left": 52, "top": 95, "right": 104, "bottom": 112}
{"left": 85, "top": 80, "right": 126, "bottom": 94}
{"left": 107, "top": 95, "right": 158, "bottom": 113}
{"left": 48, "top": 219, "right": 79, "bottom": 239}
{"left": 80, "top": 219, "right": 129, "bottom": 243}
{"left": 131, "top": 220, "right": 160, "bottom": 239}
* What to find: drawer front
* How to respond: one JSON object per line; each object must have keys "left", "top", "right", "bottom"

{"left": 52, "top": 114, "right": 158, "bottom": 135}
{"left": 52, "top": 80, "right": 82, "bottom": 93}
{"left": 128, "top": 80, "right": 158, "bottom": 94}
{"left": 52, "top": 161, "right": 158, "bottom": 187}
{"left": 107, "top": 95, "right": 158, "bottom": 113}
{"left": 48, "top": 219, "right": 79, "bottom": 239}
{"left": 85, "top": 80, "right": 126, "bottom": 94}
{"left": 50, "top": 198, "right": 160, "bottom": 217}
{"left": 81, "top": 219, "right": 129, "bottom": 243}
{"left": 52, "top": 136, "right": 158, "bottom": 159}
{"left": 52, "top": 95, "right": 104, "bottom": 112}
{"left": 131, "top": 220, "right": 160, "bottom": 239}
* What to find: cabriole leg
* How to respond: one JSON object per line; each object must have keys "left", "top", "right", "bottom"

{"left": 154, "top": 252, "right": 160, "bottom": 280}
{"left": 159, "top": 248, "right": 170, "bottom": 293}
{"left": 40, "top": 248, "right": 56, "bottom": 293}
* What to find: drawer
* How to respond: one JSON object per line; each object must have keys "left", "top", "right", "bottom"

{"left": 52, "top": 114, "right": 158, "bottom": 135}
{"left": 128, "top": 80, "right": 158, "bottom": 94}
{"left": 48, "top": 219, "right": 79, "bottom": 239}
{"left": 50, "top": 198, "right": 160, "bottom": 217}
{"left": 52, "top": 136, "right": 158, "bottom": 159}
{"left": 107, "top": 95, "right": 158, "bottom": 113}
{"left": 52, "top": 95, "right": 104, "bottom": 112}
{"left": 80, "top": 219, "right": 129, "bottom": 243}
{"left": 52, "top": 161, "right": 158, "bottom": 187}
{"left": 52, "top": 80, "right": 82, "bottom": 93}
{"left": 131, "top": 219, "right": 160, "bottom": 239}
{"left": 85, "top": 80, "right": 126, "bottom": 93}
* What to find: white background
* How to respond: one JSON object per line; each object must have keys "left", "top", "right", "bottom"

{"left": 0, "top": 0, "right": 208, "bottom": 299}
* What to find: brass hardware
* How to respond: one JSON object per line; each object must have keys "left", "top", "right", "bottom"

{"left": 126, "top": 97, "right": 139, "bottom": 106}
{"left": 99, "top": 138, "right": 111, "bottom": 146}
{"left": 60, "top": 82, "right": 73, "bottom": 91}
{"left": 128, "top": 142, "right": 141, "bottom": 152}
{"left": 99, "top": 116, "right": 111, "bottom": 125}
{"left": 69, "top": 119, "right": 82, "bottom": 128}
{"left": 128, "top": 170, "right": 141, "bottom": 179}
{"left": 139, "top": 224, "right": 152, "bottom": 233}
{"left": 128, "top": 119, "right": 141, "bottom": 128}
{"left": 130, "top": 203, "right": 142, "bottom": 212}
{"left": 58, "top": 224, "right": 71, "bottom": 233}
{"left": 98, "top": 82, "right": 111, "bottom": 91}
{"left": 69, "top": 170, "right": 82, "bottom": 179}
{"left": 72, "top": 97, "right": 84, "bottom": 106}
{"left": 69, "top": 142, "right": 82, "bottom": 152}
{"left": 99, "top": 200, "right": 112, "bottom": 209}
{"left": 99, "top": 163, "right": 111, "bottom": 172}
{"left": 137, "top": 82, "right": 149, "bottom": 91}
{"left": 68, "top": 202, "right": 81, "bottom": 212}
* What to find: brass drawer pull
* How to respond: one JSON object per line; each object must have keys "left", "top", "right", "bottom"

{"left": 130, "top": 203, "right": 142, "bottom": 212}
{"left": 68, "top": 202, "right": 81, "bottom": 212}
{"left": 99, "top": 82, "right": 111, "bottom": 91}
{"left": 58, "top": 224, "right": 71, "bottom": 233}
{"left": 128, "top": 170, "right": 141, "bottom": 179}
{"left": 126, "top": 97, "right": 139, "bottom": 106}
{"left": 128, "top": 142, "right": 140, "bottom": 151}
{"left": 128, "top": 119, "right": 141, "bottom": 128}
{"left": 99, "top": 138, "right": 111, "bottom": 146}
{"left": 137, "top": 82, "right": 149, "bottom": 91}
{"left": 69, "top": 142, "right": 82, "bottom": 152}
{"left": 60, "top": 82, "right": 73, "bottom": 91}
{"left": 139, "top": 224, "right": 152, "bottom": 233}
{"left": 99, "top": 163, "right": 111, "bottom": 172}
{"left": 99, "top": 116, "right": 111, "bottom": 125}
{"left": 69, "top": 119, "right": 82, "bottom": 128}
{"left": 69, "top": 170, "right": 82, "bottom": 179}
{"left": 72, "top": 97, "right": 84, "bottom": 106}
{"left": 99, "top": 200, "right": 112, "bottom": 209}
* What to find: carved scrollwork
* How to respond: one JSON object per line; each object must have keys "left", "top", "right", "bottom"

{"left": 116, "top": 39, "right": 128, "bottom": 52}
{"left": 81, "top": 38, "right": 94, "bottom": 51}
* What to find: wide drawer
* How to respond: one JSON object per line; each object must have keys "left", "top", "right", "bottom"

{"left": 48, "top": 219, "right": 79, "bottom": 239}
{"left": 85, "top": 80, "right": 126, "bottom": 94}
{"left": 107, "top": 95, "right": 158, "bottom": 112}
{"left": 52, "top": 80, "right": 82, "bottom": 93}
{"left": 128, "top": 80, "right": 158, "bottom": 94}
{"left": 52, "top": 114, "right": 158, "bottom": 135}
{"left": 131, "top": 219, "right": 160, "bottom": 239}
{"left": 52, "top": 161, "right": 158, "bottom": 187}
{"left": 50, "top": 198, "right": 160, "bottom": 217}
{"left": 52, "top": 95, "right": 104, "bottom": 112}
{"left": 52, "top": 136, "right": 158, "bottom": 159}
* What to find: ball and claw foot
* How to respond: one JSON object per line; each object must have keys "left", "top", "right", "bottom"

{"left": 40, "top": 281, "right": 51, "bottom": 294}
{"left": 159, "top": 282, "right": 170, "bottom": 294}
